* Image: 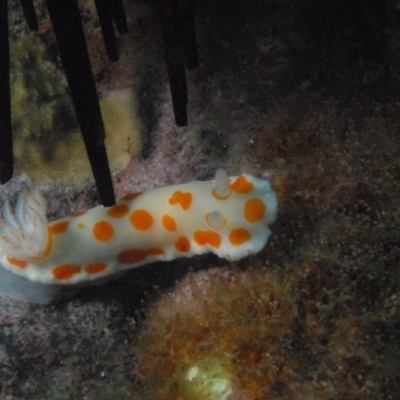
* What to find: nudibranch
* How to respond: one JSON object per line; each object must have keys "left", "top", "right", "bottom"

{"left": 0, "top": 170, "right": 277, "bottom": 304}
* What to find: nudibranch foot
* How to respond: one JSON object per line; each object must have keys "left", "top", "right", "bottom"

{"left": 0, "top": 170, "right": 278, "bottom": 304}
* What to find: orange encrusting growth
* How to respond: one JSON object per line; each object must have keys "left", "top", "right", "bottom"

{"left": 130, "top": 209, "right": 154, "bottom": 230}
{"left": 194, "top": 230, "right": 222, "bottom": 248}
{"left": 136, "top": 268, "right": 294, "bottom": 400}
{"left": 244, "top": 198, "right": 266, "bottom": 223}
{"left": 117, "top": 247, "right": 165, "bottom": 264}
{"left": 229, "top": 228, "right": 252, "bottom": 245}
{"left": 93, "top": 221, "right": 115, "bottom": 242}
{"left": 6, "top": 256, "right": 28, "bottom": 269}
{"left": 175, "top": 236, "right": 191, "bottom": 253}
{"left": 162, "top": 214, "right": 177, "bottom": 232}
{"left": 84, "top": 262, "right": 108, "bottom": 274}
{"left": 230, "top": 175, "right": 254, "bottom": 194}
{"left": 168, "top": 191, "right": 193, "bottom": 210}
{"left": 108, "top": 204, "right": 129, "bottom": 218}
{"left": 52, "top": 264, "right": 81, "bottom": 280}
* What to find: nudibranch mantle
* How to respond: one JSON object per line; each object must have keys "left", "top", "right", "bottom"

{"left": 0, "top": 170, "right": 277, "bottom": 303}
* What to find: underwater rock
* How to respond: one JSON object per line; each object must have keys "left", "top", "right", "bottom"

{"left": 10, "top": 35, "right": 142, "bottom": 186}
{"left": 136, "top": 267, "right": 297, "bottom": 400}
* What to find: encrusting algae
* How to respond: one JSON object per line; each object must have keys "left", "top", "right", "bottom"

{"left": 135, "top": 267, "right": 297, "bottom": 400}
{"left": 10, "top": 35, "right": 143, "bottom": 186}
{"left": 135, "top": 258, "right": 394, "bottom": 399}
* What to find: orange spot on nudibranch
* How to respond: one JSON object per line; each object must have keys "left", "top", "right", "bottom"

{"left": 108, "top": 204, "right": 129, "bottom": 218}
{"left": 175, "top": 236, "right": 191, "bottom": 253}
{"left": 120, "top": 192, "right": 142, "bottom": 202}
{"left": 117, "top": 247, "right": 165, "bottom": 264}
{"left": 85, "top": 262, "right": 108, "bottom": 274}
{"left": 52, "top": 264, "right": 81, "bottom": 280}
{"left": 93, "top": 221, "right": 114, "bottom": 241}
{"left": 49, "top": 221, "right": 69, "bottom": 234}
{"left": 194, "top": 230, "right": 221, "bottom": 248}
{"left": 229, "top": 228, "right": 252, "bottom": 246}
{"left": 6, "top": 256, "right": 28, "bottom": 269}
{"left": 77, "top": 223, "right": 85, "bottom": 230}
{"left": 244, "top": 198, "right": 266, "bottom": 223}
{"left": 169, "top": 191, "right": 193, "bottom": 210}
{"left": 162, "top": 214, "right": 177, "bottom": 232}
{"left": 71, "top": 210, "right": 87, "bottom": 217}
{"left": 230, "top": 175, "right": 254, "bottom": 194}
{"left": 130, "top": 209, "right": 153, "bottom": 230}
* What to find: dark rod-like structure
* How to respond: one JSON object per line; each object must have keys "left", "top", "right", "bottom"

{"left": 180, "top": 0, "right": 198, "bottom": 70}
{"left": 110, "top": 0, "right": 128, "bottom": 35}
{"left": 19, "top": 0, "right": 38, "bottom": 31}
{"left": 1, "top": 0, "right": 199, "bottom": 193}
{"left": 45, "top": 0, "right": 116, "bottom": 206}
{"left": 0, "top": 0, "right": 13, "bottom": 184}
{"left": 93, "top": 0, "right": 128, "bottom": 62}
{"left": 94, "top": 0, "right": 119, "bottom": 62}
{"left": 160, "top": 0, "right": 198, "bottom": 126}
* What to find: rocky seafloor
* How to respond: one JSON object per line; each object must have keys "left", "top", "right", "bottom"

{"left": 1, "top": 0, "right": 399, "bottom": 399}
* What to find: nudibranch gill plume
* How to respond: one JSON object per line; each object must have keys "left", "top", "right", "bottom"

{"left": 0, "top": 170, "right": 278, "bottom": 304}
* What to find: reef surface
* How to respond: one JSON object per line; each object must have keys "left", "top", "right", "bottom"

{"left": 1, "top": 0, "right": 399, "bottom": 399}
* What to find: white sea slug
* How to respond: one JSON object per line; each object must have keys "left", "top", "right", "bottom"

{"left": 0, "top": 170, "right": 278, "bottom": 304}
